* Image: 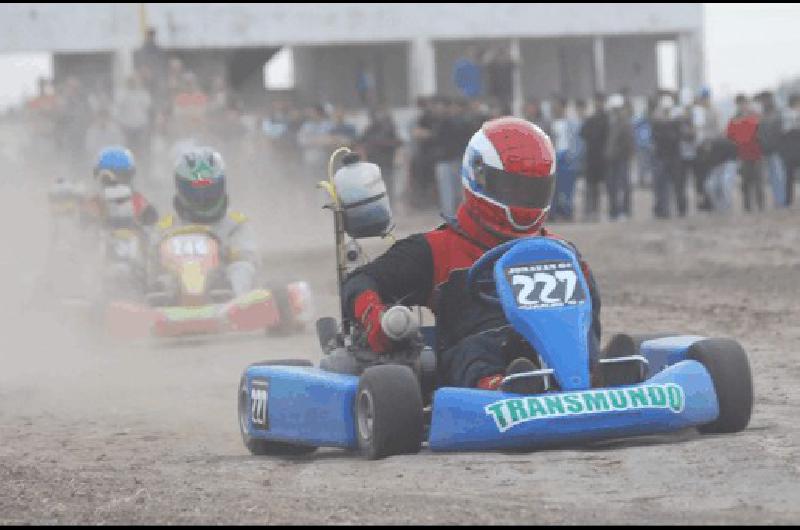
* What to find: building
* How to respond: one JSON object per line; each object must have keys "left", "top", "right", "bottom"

{"left": 0, "top": 3, "right": 705, "bottom": 111}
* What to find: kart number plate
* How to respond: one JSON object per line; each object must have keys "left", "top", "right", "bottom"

{"left": 251, "top": 379, "right": 269, "bottom": 430}
{"left": 504, "top": 261, "right": 586, "bottom": 309}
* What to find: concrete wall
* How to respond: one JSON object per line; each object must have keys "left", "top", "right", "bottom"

{"left": 604, "top": 35, "right": 660, "bottom": 96}
{"left": 0, "top": 4, "right": 704, "bottom": 52}
{"left": 292, "top": 44, "right": 409, "bottom": 109}
{"left": 519, "top": 38, "right": 595, "bottom": 101}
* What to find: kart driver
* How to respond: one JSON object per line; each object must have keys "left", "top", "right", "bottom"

{"left": 150, "top": 146, "right": 259, "bottom": 297}
{"left": 83, "top": 146, "right": 158, "bottom": 229}
{"left": 342, "top": 117, "right": 602, "bottom": 394}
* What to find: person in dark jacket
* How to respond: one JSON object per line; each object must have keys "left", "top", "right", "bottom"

{"left": 359, "top": 106, "right": 402, "bottom": 202}
{"left": 579, "top": 93, "right": 610, "bottom": 221}
{"left": 780, "top": 93, "right": 800, "bottom": 206}
{"left": 756, "top": 91, "right": 787, "bottom": 208}
{"left": 650, "top": 92, "right": 684, "bottom": 218}
{"left": 342, "top": 118, "right": 601, "bottom": 393}
{"left": 604, "top": 94, "right": 635, "bottom": 220}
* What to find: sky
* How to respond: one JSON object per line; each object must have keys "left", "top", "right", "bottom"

{"left": 2, "top": 3, "right": 800, "bottom": 109}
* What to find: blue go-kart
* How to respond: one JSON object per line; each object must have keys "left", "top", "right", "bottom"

{"left": 237, "top": 153, "right": 753, "bottom": 459}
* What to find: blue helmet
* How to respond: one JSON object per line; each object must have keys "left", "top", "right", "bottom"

{"left": 94, "top": 146, "right": 136, "bottom": 185}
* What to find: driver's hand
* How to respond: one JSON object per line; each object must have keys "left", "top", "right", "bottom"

{"left": 354, "top": 289, "right": 391, "bottom": 353}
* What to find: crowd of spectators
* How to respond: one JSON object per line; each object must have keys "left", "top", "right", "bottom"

{"left": 404, "top": 86, "right": 800, "bottom": 223}
{"left": 14, "top": 30, "right": 800, "bottom": 223}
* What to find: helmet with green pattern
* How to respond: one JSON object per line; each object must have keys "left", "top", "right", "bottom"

{"left": 173, "top": 147, "right": 228, "bottom": 223}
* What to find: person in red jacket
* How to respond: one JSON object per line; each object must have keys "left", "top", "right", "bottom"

{"left": 342, "top": 117, "right": 601, "bottom": 394}
{"left": 726, "top": 94, "right": 764, "bottom": 212}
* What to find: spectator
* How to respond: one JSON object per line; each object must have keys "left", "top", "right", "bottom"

{"left": 356, "top": 62, "right": 378, "bottom": 107}
{"left": 114, "top": 74, "right": 152, "bottom": 171}
{"left": 172, "top": 72, "right": 209, "bottom": 139}
{"left": 523, "top": 98, "right": 551, "bottom": 139}
{"left": 573, "top": 98, "right": 588, "bottom": 183}
{"left": 756, "top": 91, "right": 787, "bottom": 208}
{"left": 166, "top": 57, "right": 186, "bottom": 104}
{"left": 692, "top": 88, "right": 721, "bottom": 211}
{"left": 632, "top": 97, "right": 656, "bottom": 188}
{"left": 432, "top": 97, "right": 471, "bottom": 218}
{"left": 727, "top": 94, "right": 764, "bottom": 212}
{"left": 297, "top": 104, "right": 334, "bottom": 181}
{"left": 207, "top": 75, "right": 230, "bottom": 119}
{"left": 359, "top": 106, "right": 402, "bottom": 201}
{"left": 650, "top": 92, "right": 684, "bottom": 218}
{"left": 579, "top": 93, "right": 609, "bottom": 221}
{"left": 604, "top": 93, "right": 635, "bottom": 220}
{"left": 678, "top": 104, "right": 697, "bottom": 216}
{"left": 453, "top": 47, "right": 483, "bottom": 99}
{"left": 329, "top": 107, "right": 358, "bottom": 149}
{"left": 55, "top": 76, "right": 92, "bottom": 175}
{"left": 134, "top": 27, "right": 169, "bottom": 106}
{"left": 261, "top": 99, "right": 301, "bottom": 178}
{"left": 408, "top": 97, "right": 439, "bottom": 211}
{"left": 703, "top": 136, "right": 739, "bottom": 212}
{"left": 549, "top": 99, "right": 581, "bottom": 221}
{"left": 84, "top": 107, "right": 126, "bottom": 166}
{"left": 484, "top": 47, "right": 516, "bottom": 112}
{"left": 780, "top": 93, "right": 800, "bottom": 206}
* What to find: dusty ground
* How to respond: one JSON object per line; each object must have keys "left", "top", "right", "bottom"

{"left": 1, "top": 169, "right": 799, "bottom": 524}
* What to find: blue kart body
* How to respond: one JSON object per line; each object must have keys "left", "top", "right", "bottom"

{"left": 241, "top": 237, "right": 724, "bottom": 453}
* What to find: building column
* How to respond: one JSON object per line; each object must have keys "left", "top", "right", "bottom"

{"left": 510, "top": 37, "right": 523, "bottom": 116}
{"left": 113, "top": 47, "right": 135, "bottom": 96}
{"left": 592, "top": 35, "right": 606, "bottom": 94}
{"left": 677, "top": 31, "right": 704, "bottom": 95}
{"left": 408, "top": 37, "right": 436, "bottom": 104}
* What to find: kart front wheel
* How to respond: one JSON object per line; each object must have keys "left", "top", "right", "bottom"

{"left": 238, "top": 372, "right": 317, "bottom": 456}
{"left": 688, "top": 338, "right": 753, "bottom": 434}
{"left": 355, "top": 365, "right": 424, "bottom": 460}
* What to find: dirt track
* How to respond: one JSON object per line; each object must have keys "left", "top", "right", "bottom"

{"left": 1, "top": 178, "right": 799, "bottom": 524}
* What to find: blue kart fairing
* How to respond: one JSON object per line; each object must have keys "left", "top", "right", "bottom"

{"left": 241, "top": 237, "right": 724, "bottom": 453}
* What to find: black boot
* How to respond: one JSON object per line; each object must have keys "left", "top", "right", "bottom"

{"left": 501, "top": 357, "right": 546, "bottom": 395}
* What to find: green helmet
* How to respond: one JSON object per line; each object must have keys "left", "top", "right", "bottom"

{"left": 173, "top": 147, "right": 227, "bottom": 223}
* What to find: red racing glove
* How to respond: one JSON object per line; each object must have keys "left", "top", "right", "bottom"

{"left": 353, "top": 289, "right": 391, "bottom": 353}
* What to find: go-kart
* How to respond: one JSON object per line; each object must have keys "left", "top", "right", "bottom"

{"left": 105, "top": 224, "right": 312, "bottom": 340}
{"left": 237, "top": 149, "right": 753, "bottom": 459}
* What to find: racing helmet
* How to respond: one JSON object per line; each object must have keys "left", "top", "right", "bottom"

{"left": 174, "top": 146, "right": 227, "bottom": 223}
{"left": 94, "top": 146, "right": 136, "bottom": 186}
{"left": 461, "top": 117, "right": 556, "bottom": 239}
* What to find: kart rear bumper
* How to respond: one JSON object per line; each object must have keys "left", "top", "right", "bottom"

{"left": 105, "top": 289, "right": 281, "bottom": 339}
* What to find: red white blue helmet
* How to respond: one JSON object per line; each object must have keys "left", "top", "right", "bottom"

{"left": 461, "top": 117, "right": 556, "bottom": 238}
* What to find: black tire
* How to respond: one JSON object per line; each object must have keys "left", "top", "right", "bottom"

{"left": 687, "top": 338, "right": 753, "bottom": 434}
{"left": 238, "top": 371, "right": 317, "bottom": 456}
{"left": 355, "top": 365, "right": 424, "bottom": 460}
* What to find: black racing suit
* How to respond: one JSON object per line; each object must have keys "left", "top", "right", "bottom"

{"left": 342, "top": 204, "right": 602, "bottom": 388}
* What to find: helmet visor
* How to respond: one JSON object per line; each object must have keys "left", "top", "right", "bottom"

{"left": 176, "top": 177, "right": 224, "bottom": 210}
{"left": 482, "top": 166, "right": 555, "bottom": 209}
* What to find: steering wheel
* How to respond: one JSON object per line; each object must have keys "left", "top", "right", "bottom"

{"left": 466, "top": 239, "right": 521, "bottom": 306}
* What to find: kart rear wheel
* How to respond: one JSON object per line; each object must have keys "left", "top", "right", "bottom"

{"left": 238, "top": 373, "right": 317, "bottom": 456}
{"left": 603, "top": 332, "right": 680, "bottom": 357}
{"left": 249, "top": 359, "right": 313, "bottom": 368}
{"left": 687, "top": 338, "right": 753, "bottom": 434}
{"left": 355, "top": 365, "right": 424, "bottom": 460}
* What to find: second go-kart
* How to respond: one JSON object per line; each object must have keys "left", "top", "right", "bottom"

{"left": 105, "top": 222, "right": 312, "bottom": 340}
{"left": 237, "top": 149, "right": 753, "bottom": 459}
